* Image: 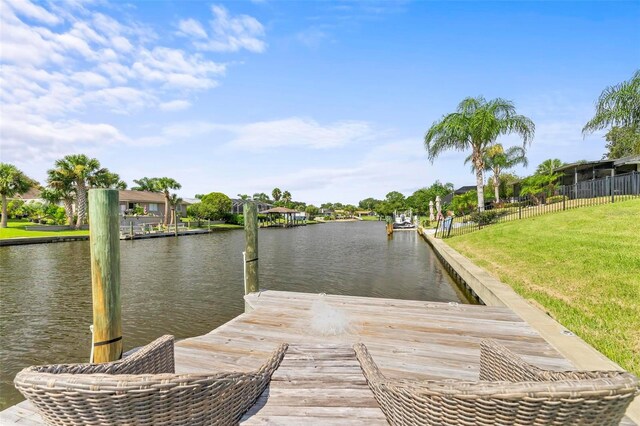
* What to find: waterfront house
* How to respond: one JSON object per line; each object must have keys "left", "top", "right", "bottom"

{"left": 118, "top": 190, "right": 190, "bottom": 218}
{"left": 230, "top": 199, "right": 274, "bottom": 214}
{"left": 554, "top": 155, "right": 640, "bottom": 186}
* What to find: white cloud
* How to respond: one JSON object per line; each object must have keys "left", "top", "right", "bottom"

{"left": 4, "top": 0, "right": 61, "bottom": 26}
{"left": 132, "top": 47, "right": 225, "bottom": 89}
{"left": 152, "top": 117, "right": 375, "bottom": 151}
{"left": 1, "top": 113, "right": 126, "bottom": 164}
{"left": 177, "top": 18, "right": 208, "bottom": 39}
{"left": 177, "top": 5, "right": 267, "bottom": 53}
{"left": 228, "top": 118, "right": 374, "bottom": 150}
{"left": 159, "top": 100, "right": 192, "bottom": 111}
{"left": 72, "top": 71, "right": 110, "bottom": 88}
{"left": 0, "top": 1, "right": 253, "bottom": 163}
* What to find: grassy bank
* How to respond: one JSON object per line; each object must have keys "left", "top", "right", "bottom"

{"left": 446, "top": 199, "right": 640, "bottom": 375}
{"left": 0, "top": 219, "right": 89, "bottom": 239}
{"left": 209, "top": 223, "right": 243, "bottom": 229}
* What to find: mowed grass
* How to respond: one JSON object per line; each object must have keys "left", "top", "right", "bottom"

{"left": 446, "top": 199, "right": 640, "bottom": 375}
{"left": 0, "top": 219, "right": 89, "bottom": 239}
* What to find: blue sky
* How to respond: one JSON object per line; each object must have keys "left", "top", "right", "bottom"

{"left": 1, "top": 0, "right": 638, "bottom": 205}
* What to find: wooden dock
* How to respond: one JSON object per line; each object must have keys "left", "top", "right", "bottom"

{"left": 1, "top": 290, "right": 635, "bottom": 425}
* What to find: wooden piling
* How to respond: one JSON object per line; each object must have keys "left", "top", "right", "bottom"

{"left": 88, "top": 189, "right": 122, "bottom": 363}
{"left": 173, "top": 209, "right": 178, "bottom": 237}
{"left": 244, "top": 203, "right": 259, "bottom": 299}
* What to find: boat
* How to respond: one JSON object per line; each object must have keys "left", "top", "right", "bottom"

{"left": 392, "top": 210, "right": 416, "bottom": 230}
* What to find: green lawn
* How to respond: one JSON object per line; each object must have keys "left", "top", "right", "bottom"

{"left": 0, "top": 219, "right": 89, "bottom": 239}
{"left": 209, "top": 223, "right": 243, "bottom": 229}
{"left": 446, "top": 199, "right": 640, "bottom": 375}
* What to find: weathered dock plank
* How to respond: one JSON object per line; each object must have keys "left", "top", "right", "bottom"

{"left": 1, "top": 290, "right": 635, "bottom": 425}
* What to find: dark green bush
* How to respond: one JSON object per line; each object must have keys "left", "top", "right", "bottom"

{"left": 225, "top": 213, "right": 244, "bottom": 226}
{"left": 469, "top": 210, "right": 501, "bottom": 226}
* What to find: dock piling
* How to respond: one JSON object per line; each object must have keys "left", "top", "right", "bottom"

{"left": 244, "top": 203, "right": 259, "bottom": 311}
{"left": 88, "top": 189, "right": 123, "bottom": 363}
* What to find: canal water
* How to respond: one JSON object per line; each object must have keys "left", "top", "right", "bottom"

{"left": 0, "top": 221, "right": 464, "bottom": 409}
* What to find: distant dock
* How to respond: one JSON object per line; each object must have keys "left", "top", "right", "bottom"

{"left": 119, "top": 228, "right": 212, "bottom": 240}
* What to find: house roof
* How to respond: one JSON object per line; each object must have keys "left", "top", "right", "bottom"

{"left": 553, "top": 160, "right": 613, "bottom": 173}
{"left": 15, "top": 188, "right": 42, "bottom": 199}
{"left": 554, "top": 155, "right": 640, "bottom": 173}
{"left": 118, "top": 190, "right": 190, "bottom": 204}
{"left": 453, "top": 185, "right": 476, "bottom": 194}
{"left": 613, "top": 155, "right": 640, "bottom": 166}
{"left": 261, "top": 207, "right": 299, "bottom": 214}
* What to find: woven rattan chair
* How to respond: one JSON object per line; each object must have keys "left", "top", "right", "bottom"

{"left": 354, "top": 340, "right": 639, "bottom": 426}
{"left": 15, "top": 335, "right": 288, "bottom": 425}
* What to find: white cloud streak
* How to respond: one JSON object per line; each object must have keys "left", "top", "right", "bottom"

{"left": 155, "top": 117, "right": 376, "bottom": 150}
{"left": 177, "top": 5, "right": 267, "bottom": 53}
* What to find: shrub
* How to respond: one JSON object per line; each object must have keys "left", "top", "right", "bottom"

{"left": 546, "top": 195, "right": 565, "bottom": 205}
{"left": 225, "top": 214, "right": 244, "bottom": 226}
{"left": 7, "top": 199, "right": 26, "bottom": 218}
{"left": 469, "top": 210, "right": 501, "bottom": 226}
{"left": 452, "top": 191, "right": 478, "bottom": 215}
{"left": 190, "top": 192, "right": 233, "bottom": 220}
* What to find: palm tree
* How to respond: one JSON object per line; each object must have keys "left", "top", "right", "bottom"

{"left": 0, "top": 163, "right": 36, "bottom": 228}
{"left": 272, "top": 188, "right": 282, "bottom": 202}
{"left": 44, "top": 168, "right": 76, "bottom": 226}
{"left": 476, "top": 144, "right": 528, "bottom": 203}
{"left": 282, "top": 190, "right": 292, "bottom": 204}
{"left": 424, "top": 96, "right": 535, "bottom": 210}
{"left": 168, "top": 193, "right": 183, "bottom": 226}
{"left": 51, "top": 155, "right": 119, "bottom": 229}
{"left": 535, "top": 158, "right": 564, "bottom": 176}
{"left": 583, "top": 70, "right": 640, "bottom": 135}
{"left": 252, "top": 193, "right": 270, "bottom": 202}
{"left": 94, "top": 171, "right": 126, "bottom": 189}
{"left": 520, "top": 158, "right": 565, "bottom": 202}
{"left": 131, "top": 177, "right": 159, "bottom": 192}
{"left": 155, "top": 177, "right": 182, "bottom": 226}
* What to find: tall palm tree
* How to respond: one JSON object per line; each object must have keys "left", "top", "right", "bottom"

{"left": 425, "top": 96, "right": 535, "bottom": 210}
{"left": 155, "top": 177, "right": 182, "bottom": 226}
{"left": 0, "top": 163, "right": 37, "bottom": 228}
{"left": 467, "top": 144, "right": 528, "bottom": 203}
{"left": 52, "top": 154, "right": 119, "bottom": 228}
{"left": 583, "top": 70, "right": 640, "bottom": 135}
{"left": 168, "top": 193, "right": 183, "bottom": 225}
{"left": 272, "top": 188, "right": 282, "bottom": 202}
{"left": 44, "top": 168, "right": 76, "bottom": 226}
{"left": 282, "top": 190, "right": 292, "bottom": 204}
{"left": 131, "top": 177, "right": 159, "bottom": 192}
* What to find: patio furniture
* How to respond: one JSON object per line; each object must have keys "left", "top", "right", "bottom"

{"left": 15, "top": 335, "right": 288, "bottom": 425}
{"left": 353, "top": 340, "right": 639, "bottom": 426}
